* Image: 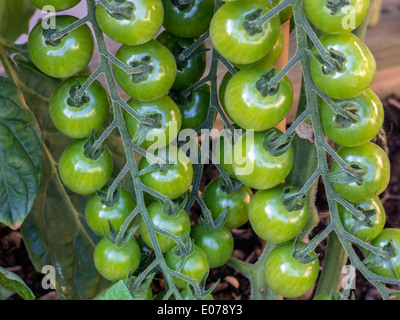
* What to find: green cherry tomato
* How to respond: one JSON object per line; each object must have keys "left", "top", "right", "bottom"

{"left": 85, "top": 187, "right": 137, "bottom": 237}
{"left": 123, "top": 95, "right": 182, "bottom": 149}
{"left": 303, "top": 0, "right": 370, "bottom": 34}
{"left": 191, "top": 224, "right": 234, "bottom": 268}
{"left": 94, "top": 237, "right": 141, "bottom": 282}
{"left": 250, "top": 26, "right": 285, "bottom": 67}
{"left": 310, "top": 33, "right": 376, "bottom": 100}
{"left": 203, "top": 177, "right": 253, "bottom": 229}
{"left": 96, "top": 0, "right": 164, "bottom": 45}
{"left": 49, "top": 76, "right": 110, "bottom": 139}
{"left": 338, "top": 195, "right": 385, "bottom": 242}
{"left": 232, "top": 129, "right": 294, "bottom": 190}
{"left": 58, "top": 139, "right": 113, "bottom": 195}
{"left": 369, "top": 228, "right": 400, "bottom": 279}
{"left": 157, "top": 30, "right": 207, "bottom": 91}
{"left": 170, "top": 85, "right": 210, "bottom": 130}
{"left": 31, "top": 0, "right": 81, "bottom": 11}
{"left": 210, "top": 0, "right": 281, "bottom": 65}
{"left": 28, "top": 15, "right": 94, "bottom": 78}
{"left": 162, "top": 0, "right": 215, "bottom": 38}
{"left": 138, "top": 146, "right": 194, "bottom": 200}
{"left": 264, "top": 241, "right": 320, "bottom": 298}
{"left": 113, "top": 40, "right": 177, "bottom": 101}
{"left": 165, "top": 245, "right": 210, "bottom": 289}
{"left": 330, "top": 142, "right": 391, "bottom": 202}
{"left": 180, "top": 289, "right": 213, "bottom": 300}
{"left": 249, "top": 183, "right": 309, "bottom": 243}
{"left": 319, "top": 89, "right": 384, "bottom": 147}
{"left": 224, "top": 64, "right": 293, "bottom": 132}
{"left": 139, "top": 201, "right": 191, "bottom": 253}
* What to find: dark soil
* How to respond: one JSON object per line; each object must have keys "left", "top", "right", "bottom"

{"left": 1, "top": 94, "right": 399, "bottom": 301}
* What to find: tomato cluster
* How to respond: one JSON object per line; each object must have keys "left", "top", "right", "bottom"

{"left": 27, "top": 0, "right": 393, "bottom": 300}
{"left": 303, "top": 0, "right": 395, "bottom": 285}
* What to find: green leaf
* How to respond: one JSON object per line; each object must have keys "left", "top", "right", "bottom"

{"left": 97, "top": 280, "right": 133, "bottom": 300}
{"left": 0, "top": 266, "right": 35, "bottom": 300}
{"left": 0, "top": 0, "right": 36, "bottom": 43}
{"left": 0, "top": 76, "right": 42, "bottom": 228}
{"left": 13, "top": 56, "right": 110, "bottom": 299}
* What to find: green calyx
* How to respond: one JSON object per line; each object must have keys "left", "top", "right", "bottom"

{"left": 43, "top": 27, "right": 64, "bottom": 47}
{"left": 105, "top": 0, "right": 135, "bottom": 20}
{"left": 263, "top": 128, "right": 293, "bottom": 157}
{"left": 67, "top": 81, "right": 90, "bottom": 108}
{"left": 242, "top": 9, "right": 265, "bottom": 36}
{"left": 130, "top": 55, "right": 154, "bottom": 83}
{"left": 334, "top": 104, "right": 360, "bottom": 128}
{"left": 325, "top": 0, "right": 350, "bottom": 15}
{"left": 255, "top": 68, "right": 280, "bottom": 97}
{"left": 83, "top": 131, "right": 106, "bottom": 161}
{"left": 170, "top": 0, "right": 194, "bottom": 12}
{"left": 321, "top": 48, "right": 346, "bottom": 75}
{"left": 280, "top": 186, "right": 306, "bottom": 212}
{"left": 96, "top": 185, "right": 122, "bottom": 208}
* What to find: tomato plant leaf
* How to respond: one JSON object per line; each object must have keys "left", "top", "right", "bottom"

{"left": 97, "top": 280, "right": 133, "bottom": 300}
{"left": 0, "top": 76, "right": 42, "bottom": 229}
{"left": 0, "top": 266, "right": 35, "bottom": 300}
{"left": 0, "top": 0, "right": 36, "bottom": 43}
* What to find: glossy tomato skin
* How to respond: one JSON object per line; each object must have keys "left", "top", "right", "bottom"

{"left": 171, "top": 85, "right": 210, "bottom": 130}
{"left": 139, "top": 201, "right": 191, "bottom": 253}
{"left": 162, "top": 0, "right": 215, "bottom": 38}
{"left": 96, "top": 0, "right": 163, "bottom": 45}
{"left": 138, "top": 146, "right": 193, "bottom": 200}
{"left": 233, "top": 26, "right": 285, "bottom": 70}
{"left": 264, "top": 241, "right": 320, "bottom": 298}
{"left": 113, "top": 40, "right": 177, "bottom": 101}
{"left": 191, "top": 224, "right": 234, "bottom": 268}
{"left": 94, "top": 237, "right": 141, "bottom": 282}
{"left": 247, "top": 26, "right": 285, "bottom": 68}
{"left": 232, "top": 130, "right": 294, "bottom": 190}
{"left": 31, "top": 0, "right": 81, "bottom": 11}
{"left": 28, "top": 15, "right": 94, "bottom": 78}
{"left": 157, "top": 30, "right": 207, "bottom": 91}
{"left": 310, "top": 33, "right": 376, "bottom": 100}
{"left": 338, "top": 195, "right": 385, "bottom": 242}
{"left": 49, "top": 76, "right": 110, "bottom": 139}
{"left": 369, "top": 229, "right": 400, "bottom": 279}
{"left": 303, "top": 0, "right": 370, "bottom": 34}
{"left": 210, "top": 0, "right": 281, "bottom": 65}
{"left": 58, "top": 139, "right": 113, "bottom": 195}
{"left": 165, "top": 245, "right": 210, "bottom": 289}
{"left": 85, "top": 187, "right": 137, "bottom": 237}
{"left": 203, "top": 177, "right": 253, "bottom": 229}
{"left": 319, "top": 89, "right": 384, "bottom": 147}
{"left": 249, "top": 183, "right": 309, "bottom": 243}
{"left": 123, "top": 95, "right": 182, "bottom": 149}
{"left": 224, "top": 64, "right": 293, "bottom": 132}
{"left": 330, "top": 142, "right": 390, "bottom": 202}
